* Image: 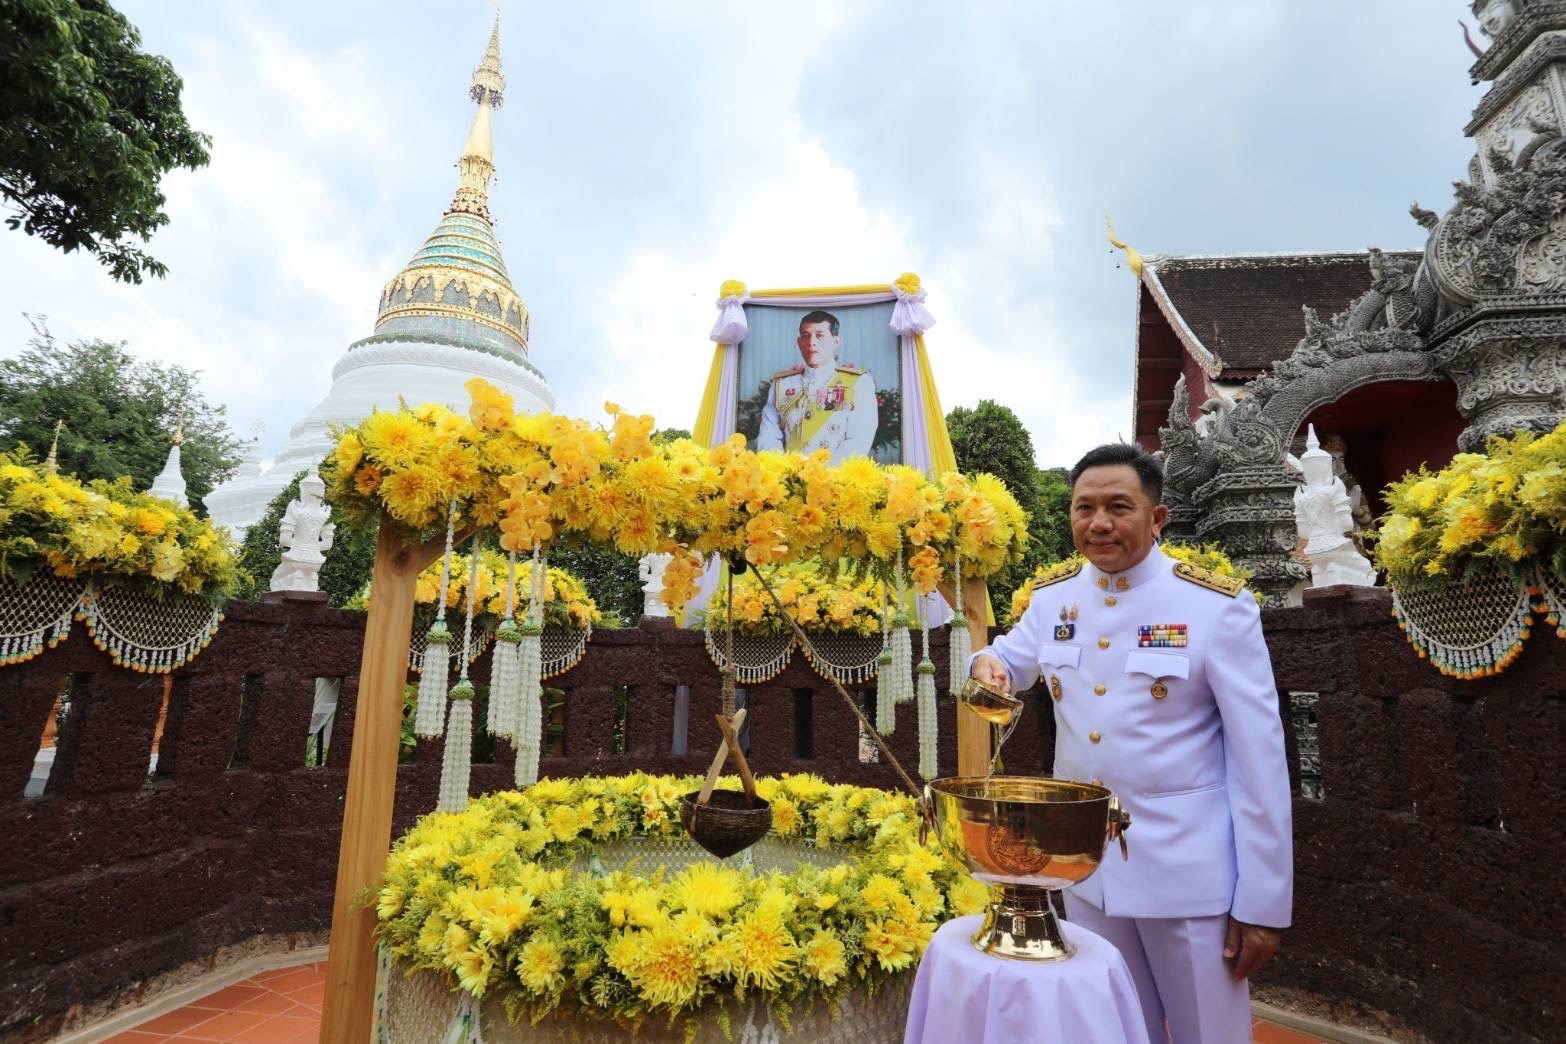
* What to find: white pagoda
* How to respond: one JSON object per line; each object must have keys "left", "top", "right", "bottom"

{"left": 206, "top": 17, "right": 553, "bottom": 538}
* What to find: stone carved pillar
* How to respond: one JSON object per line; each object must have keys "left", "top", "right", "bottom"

{"left": 1192, "top": 465, "right": 1306, "bottom": 607}
{"left": 1436, "top": 318, "right": 1566, "bottom": 451}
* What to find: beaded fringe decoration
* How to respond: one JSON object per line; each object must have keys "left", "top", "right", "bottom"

{"left": 414, "top": 504, "right": 458, "bottom": 739}
{"left": 1390, "top": 562, "right": 1532, "bottom": 679}
{"left": 408, "top": 628, "right": 490, "bottom": 675}
{"left": 0, "top": 574, "right": 84, "bottom": 667}
{"left": 800, "top": 631, "right": 884, "bottom": 684}
{"left": 948, "top": 558, "right": 971, "bottom": 693}
{"left": 515, "top": 546, "right": 545, "bottom": 788}
{"left": 702, "top": 628, "right": 795, "bottom": 684}
{"left": 437, "top": 683, "right": 475, "bottom": 813}
{"left": 488, "top": 549, "right": 523, "bottom": 740}
{"left": 77, "top": 583, "right": 223, "bottom": 674}
{"left": 916, "top": 613, "right": 938, "bottom": 781}
{"left": 1532, "top": 561, "right": 1566, "bottom": 640}
{"left": 540, "top": 624, "right": 591, "bottom": 679}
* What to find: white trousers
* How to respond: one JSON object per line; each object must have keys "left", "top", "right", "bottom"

{"left": 1064, "top": 894, "right": 1252, "bottom": 1044}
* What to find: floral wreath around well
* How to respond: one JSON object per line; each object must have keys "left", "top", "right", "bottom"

{"left": 375, "top": 773, "right": 990, "bottom": 1033}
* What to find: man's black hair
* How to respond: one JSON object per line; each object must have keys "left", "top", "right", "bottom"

{"left": 1069, "top": 443, "right": 1164, "bottom": 502}
{"left": 798, "top": 310, "right": 840, "bottom": 336}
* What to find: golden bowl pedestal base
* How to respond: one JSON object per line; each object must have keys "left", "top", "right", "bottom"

{"left": 972, "top": 884, "right": 1075, "bottom": 962}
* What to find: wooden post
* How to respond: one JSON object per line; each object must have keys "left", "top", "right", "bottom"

{"left": 944, "top": 575, "right": 995, "bottom": 777}
{"left": 321, "top": 524, "right": 446, "bottom": 1042}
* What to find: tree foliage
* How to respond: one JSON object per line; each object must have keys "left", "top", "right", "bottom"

{"left": 0, "top": 320, "right": 241, "bottom": 511}
{"left": 233, "top": 471, "right": 378, "bottom": 607}
{"left": 1, "top": 0, "right": 211, "bottom": 282}
{"left": 946, "top": 400, "right": 1073, "bottom": 608}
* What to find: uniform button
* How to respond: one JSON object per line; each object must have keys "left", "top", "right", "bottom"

{"left": 1093, "top": 684, "right": 1106, "bottom": 696}
{"left": 1089, "top": 731, "right": 1102, "bottom": 744}
{"left": 1104, "top": 596, "right": 1117, "bottom": 607}
{"left": 1091, "top": 778, "right": 1104, "bottom": 786}
{"left": 1097, "top": 637, "right": 1110, "bottom": 649}
{"left": 1151, "top": 681, "right": 1168, "bottom": 699}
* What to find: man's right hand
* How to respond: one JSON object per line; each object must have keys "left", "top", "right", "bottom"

{"left": 970, "top": 654, "right": 1011, "bottom": 694}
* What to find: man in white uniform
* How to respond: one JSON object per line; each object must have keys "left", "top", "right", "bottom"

{"left": 971, "top": 443, "right": 1293, "bottom": 1044}
{"left": 756, "top": 310, "right": 878, "bottom": 461}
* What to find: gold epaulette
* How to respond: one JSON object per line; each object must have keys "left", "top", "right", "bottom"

{"left": 836, "top": 363, "right": 865, "bottom": 374}
{"left": 1172, "top": 560, "right": 1245, "bottom": 597}
{"left": 1031, "top": 560, "right": 1083, "bottom": 590}
{"left": 771, "top": 365, "right": 805, "bottom": 381}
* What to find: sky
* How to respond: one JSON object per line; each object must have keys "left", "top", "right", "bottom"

{"left": 0, "top": 1, "right": 1483, "bottom": 469}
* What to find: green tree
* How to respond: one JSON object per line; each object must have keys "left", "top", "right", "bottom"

{"left": 1, "top": 0, "right": 211, "bottom": 282}
{"left": 233, "top": 472, "right": 378, "bottom": 607}
{"left": 946, "top": 400, "right": 1073, "bottom": 608}
{"left": 547, "top": 541, "right": 642, "bottom": 626}
{"left": 0, "top": 321, "right": 241, "bottom": 510}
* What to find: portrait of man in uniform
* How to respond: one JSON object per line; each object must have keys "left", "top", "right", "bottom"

{"left": 736, "top": 301, "right": 900, "bottom": 464}
{"left": 755, "top": 310, "right": 878, "bottom": 460}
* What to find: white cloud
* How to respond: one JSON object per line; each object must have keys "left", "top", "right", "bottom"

{"left": 0, "top": 0, "right": 1483, "bottom": 480}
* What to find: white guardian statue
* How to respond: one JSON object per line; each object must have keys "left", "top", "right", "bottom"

{"left": 1293, "top": 426, "right": 1377, "bottom": 589}
{"left": 639, "top": 552, "right": 672, "bottom": 619}
{"left": 269, "top": 469, "right": 336, "bottom": 594}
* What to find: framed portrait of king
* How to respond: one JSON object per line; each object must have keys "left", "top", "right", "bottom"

{"left": 734, "top": 299, "right": 902, "bottom": 465}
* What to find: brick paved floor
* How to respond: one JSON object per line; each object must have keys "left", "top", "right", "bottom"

{"left": 103, "top": 959, "right": 1334, "bottom": 1043}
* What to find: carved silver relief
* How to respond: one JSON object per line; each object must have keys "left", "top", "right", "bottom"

{"left": 1477, "top": 82, "right": 1557, "bottom": 180}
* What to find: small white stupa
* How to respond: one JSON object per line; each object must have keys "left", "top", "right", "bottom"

{"left": 206, "top": 15, "right": 553, "bottom": 540}
{"left": 148, "top": 419, "right": 188, "bottom": 508}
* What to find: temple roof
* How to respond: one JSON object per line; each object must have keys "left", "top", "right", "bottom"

{"left": 368, "top": 15, "right": 531, "bottom": 365}
{"left": 1140, "top": 251, "right": 1420, "bottom": 380}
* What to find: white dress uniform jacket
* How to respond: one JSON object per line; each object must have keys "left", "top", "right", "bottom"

{"left": 976, "top": 546, "right": 1293, "bottom": 928}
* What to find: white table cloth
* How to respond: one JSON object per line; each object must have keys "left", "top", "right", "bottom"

{"left": 903, "top": 914, "right": 1150, "bottom": 1044}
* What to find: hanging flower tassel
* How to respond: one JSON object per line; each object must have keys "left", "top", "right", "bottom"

{"left": 488, "top": 549, "right": 523, "bottom": 740}
{"left": 414, "top": 502, "right": 459, "bottom": 739}
{"left": 515, "top": 546, "right": 546, "bottom": 788}
{"left": 890, "top": 550, "right": 915, "bottom": 704}
{"left": 438, "top": 682, "right": 475, "bottom": 813}
{"left": 917, "top": 612, "right": 938, "bottom": 780}
{"left": 948, "top": 556, "right": 972, "bottom": 693}
{"left": 437, "top": 537, "right": 483, "bottom": 813}
{"left": 875, "top": 584, "right": 896, "bottom": 734}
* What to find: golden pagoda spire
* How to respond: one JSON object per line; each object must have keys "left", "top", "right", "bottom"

{"left": 371, "top": 9, "right": 530, "bottom": 362}
{"left": 43, "top": 419, "right": 63, "bottom": 473}
{"left": 451, "top": 10, "right": 505, "bottom": 220}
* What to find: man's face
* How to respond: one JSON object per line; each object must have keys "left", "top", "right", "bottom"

{"left": 797, "top": 321, "right": 840, "bottom": 369}
{"left": 1070, "top": 464, "right": 1168, "bottom": 574}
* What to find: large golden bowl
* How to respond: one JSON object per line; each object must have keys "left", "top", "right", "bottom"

{"left": 925, "top": 775, "right": 1129, "bottom": 960}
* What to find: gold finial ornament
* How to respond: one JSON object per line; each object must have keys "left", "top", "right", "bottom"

{"left": 43, "top": 419, "right": 63, "bottom": 472}
{"left": 171, "top": 411, "right": 186, "bottom": 447}
{"left": 470, "top": 11, "right": 505, "bottom": 107}
{"left": 452, "top": 13, "right": 503, "bottom": 221}
{"left": 372, "top": 12, "right": 530, "bottom": 361}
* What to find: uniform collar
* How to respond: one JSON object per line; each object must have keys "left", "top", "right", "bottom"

{"left": 1086, "top": 544, "right": 1168, "bottom": 593}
